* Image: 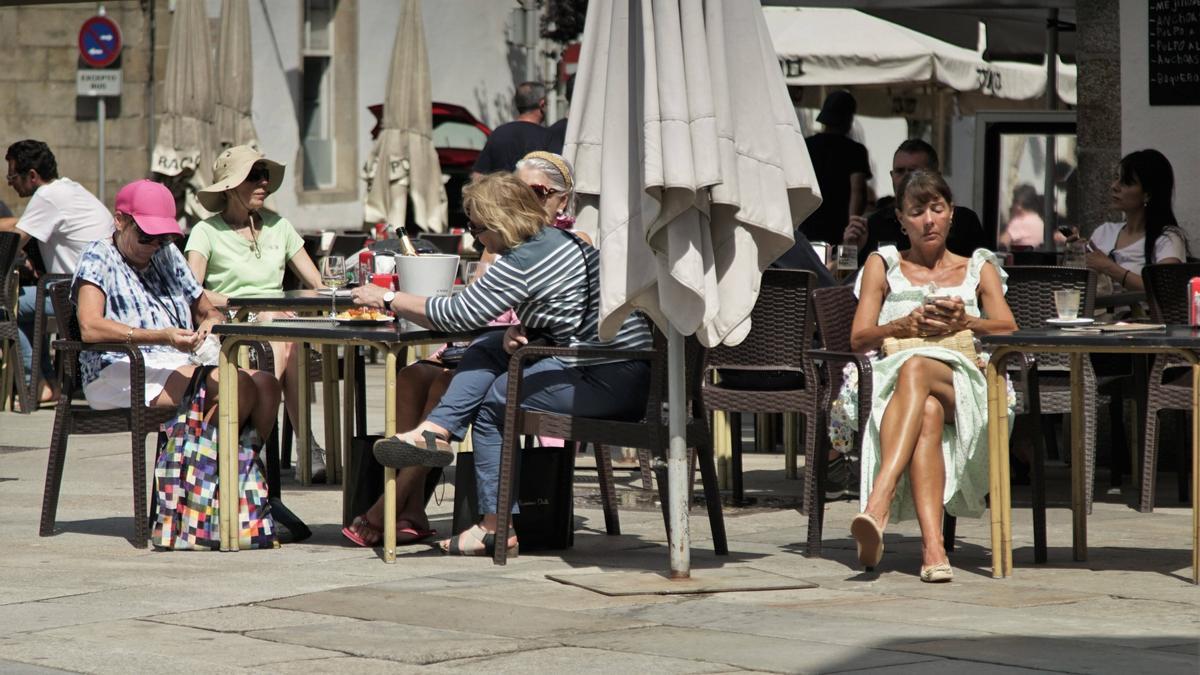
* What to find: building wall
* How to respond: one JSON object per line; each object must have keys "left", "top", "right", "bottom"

{"left": 1119, "top": 0, "right": 1200, "bottom": 251}
{"left": 0, "top": 1, "right": 153, "bottom": 212}
{"left": 0, "top": 0, "right": 519, "bottom": 233}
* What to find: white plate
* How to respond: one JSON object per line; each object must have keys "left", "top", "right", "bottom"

{"left": 334, "top": 316, "right": 393, "bottom": 325}
{"left": 1046, "top": 317, "right": 1094, "bottom": 326}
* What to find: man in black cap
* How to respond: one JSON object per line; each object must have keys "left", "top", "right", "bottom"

{"left": 798, "top": 90, "right": 871, "bottom": 246}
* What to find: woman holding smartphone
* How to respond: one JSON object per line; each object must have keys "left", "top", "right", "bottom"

{"left": 830, "top": 170, "right": 1016, "bottom": 583}
{"left": 1071, "top": 149, "right": 1186, "bottom": 292}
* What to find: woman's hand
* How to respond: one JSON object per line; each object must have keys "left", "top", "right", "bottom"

{"left": 351, "top": 284, "right": 389, "bottom": 309}
{"left": 922, "top": 296, "right": 970, "bottom": 334}
{"left": 890, "top": 306, "right": 926, "bottom": 339}
{"left": 1085, "top": 249, "right": 1122, "bottom": 278}
{"left": 162, "top": 326, "right": 201, "bottom": 352}
{"left": 503, "top": 325, "right": 528, "bottom": 355}
{"left": 195, "top": 316, "right": 221, "bottom": 343}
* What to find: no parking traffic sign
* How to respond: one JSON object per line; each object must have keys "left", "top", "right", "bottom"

{"left": 78, "top": 15, "right": 122, "bottom": 68}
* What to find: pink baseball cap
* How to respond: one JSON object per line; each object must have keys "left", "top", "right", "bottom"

{"left": 114, "top": 179, "right": 181, "bottom": 236}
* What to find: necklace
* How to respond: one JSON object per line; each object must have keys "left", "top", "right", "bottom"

{"left": 234, "top": 212, "right": 262, "bottom": 259}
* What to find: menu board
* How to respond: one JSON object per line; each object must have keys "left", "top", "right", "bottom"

{"left": 1149, "top": 1, "right": 1200, "bottom": 105}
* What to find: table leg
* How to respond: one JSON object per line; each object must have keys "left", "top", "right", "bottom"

{"left": 321, "top": 344, "right": 342, "bottom": 484}
{"left": 1069, "top": 353, "right": 1087, "bottom": 561}
{"left": 218, "top": 340, "right": 241, "bottom": 551}
{"left": 783, "top": 413, "right": 798, "bottom": 480}
{"left": 341, "top": 345, "right": 358, "bottom": 527}
{"left": 714, "top": 411, "right": 731, "bottom": 490}
{"left": 383, "top": 348, "right": 399, "bottom": 563}
{"left": 986, "top": 357, "right": 1005, "bottom": 578}
{"left": 297, "top": 343, "right": 312, "bottom": 485}
{"left": 1192, "top": 362, "right": 1199, "bottom": 584}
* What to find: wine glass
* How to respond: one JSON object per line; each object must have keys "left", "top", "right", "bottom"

{"left": 463, "top": 261, "right": 484, "bottom": 285}
{"left": 321, "top": 256, "right": 347, "bottom": 319}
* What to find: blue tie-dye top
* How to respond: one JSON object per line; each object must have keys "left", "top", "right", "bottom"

{"left": 72, "top": 239, "right": 202, "bottom": 387}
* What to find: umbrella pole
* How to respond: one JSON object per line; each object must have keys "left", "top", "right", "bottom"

{"left": 667, "top": 325, "right": 691, "bottom": 578}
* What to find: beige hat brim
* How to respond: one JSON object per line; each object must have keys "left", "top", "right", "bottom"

{"left": 198, "top": 156, "right": 285, "bottom": 212}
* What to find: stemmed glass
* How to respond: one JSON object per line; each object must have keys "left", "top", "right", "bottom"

{"left": 321, "top": 256, "right": 347, "bottom": 319}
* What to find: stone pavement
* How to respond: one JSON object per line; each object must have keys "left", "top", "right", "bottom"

{"left": 1, "top": 377, "right": 1198, "bottom": 674}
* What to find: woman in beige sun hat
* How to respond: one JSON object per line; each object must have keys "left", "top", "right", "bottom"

{"left": 185, "top": 144, "right": 329, "bottom": 481}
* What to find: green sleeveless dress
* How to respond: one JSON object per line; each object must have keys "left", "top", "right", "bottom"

{"left": 829, "top": 246, "right": 1012, "bottom": 522}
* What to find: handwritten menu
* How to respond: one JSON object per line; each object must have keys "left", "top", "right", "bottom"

{"left": 1149, "top": 0, "right": 1200, "bottom": 105}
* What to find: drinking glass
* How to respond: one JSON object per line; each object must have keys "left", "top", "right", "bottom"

{"left": 1053, "top": 288, "right": 1080, "bottom": 320}
{"left": 463, "top": 261, "right": 486, "bottom": 285}
{"left": 1062, "top": 240, "right": 1087, "bottom": 268}
{"left": 322, "top": 255, "right": 347, "bottom": 319}
{"left": 836, "top": 244, "right": 858, "bottom": 271}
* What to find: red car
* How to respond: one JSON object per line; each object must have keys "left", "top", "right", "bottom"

{"left": 368, "top": 102, "right": 490, "bottom": 230}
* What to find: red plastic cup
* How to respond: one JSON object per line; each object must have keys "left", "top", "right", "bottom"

{"left": 371, "top": 273, "right": 397, "bottom": 290}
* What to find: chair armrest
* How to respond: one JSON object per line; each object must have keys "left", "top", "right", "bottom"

{"left": 509, "top": 344, "right": 657, "bottom": 364}
{"left": 52, "top": 340, "right": 151, "bottom": 408}
{"left": 809, "top": 349, "right": 872, "bottom": 374}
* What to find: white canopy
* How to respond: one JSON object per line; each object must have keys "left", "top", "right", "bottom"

{"left": 766, "top": 7, "right": 1075, "bottom": 107}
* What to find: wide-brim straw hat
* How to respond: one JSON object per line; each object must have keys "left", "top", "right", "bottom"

{"left": 197, "top": 145, "right": 285, "bottom": 212}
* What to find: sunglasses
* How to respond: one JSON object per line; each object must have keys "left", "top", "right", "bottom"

{"left": 467, "top": 221, "right": 489, "bottom": 237}
{"left": 244, "top": 165, "right": 270, "bottom": 184}
{"left": 528, "top": 183, "right": 559, "bottom": 199}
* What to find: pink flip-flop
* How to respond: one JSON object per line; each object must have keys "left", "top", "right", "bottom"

{"left": 341, "top": 515, "right": 380, "bottom": 547}
{"left": 395, "top": 519, "right": 437, "bottom": 545}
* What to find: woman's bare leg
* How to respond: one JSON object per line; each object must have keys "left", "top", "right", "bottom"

{"left": 909, "top": 395, "right": 949, "bottom": 567}
{"left": 151, "top": 366, "right": 280, "bottom": 440}
{"left": 274, "top": 339, "right": 302, "bottom": 432}
{"left": 150, "top": 365, "right": 200, "bottom": 408}
{"left": 865, "top": 357, "right": 957, "bottom": 526}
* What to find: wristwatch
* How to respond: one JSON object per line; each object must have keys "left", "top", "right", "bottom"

{"left": 382, "top": 290, "right": 396, "bottom": 308}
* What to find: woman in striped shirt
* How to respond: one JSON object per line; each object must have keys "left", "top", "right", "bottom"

{"left": 351, "top": 172, "right": 653, "bottom": 556}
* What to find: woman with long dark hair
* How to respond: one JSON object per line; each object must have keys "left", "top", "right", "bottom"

{"left": 1083, "top": 149, "right": 1186, "bottom": 291}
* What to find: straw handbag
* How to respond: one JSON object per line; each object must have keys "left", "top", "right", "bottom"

{"left": 881, "top": 329, "right": 978, "bottom": 362}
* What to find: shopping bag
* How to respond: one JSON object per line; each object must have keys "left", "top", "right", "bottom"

{"left": 152, "top": 366, "right": 276, "bottom": 550}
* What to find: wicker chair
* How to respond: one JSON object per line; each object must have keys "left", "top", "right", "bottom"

{"left": 39, "top": 282, "right": 178, "bottom": 546}
{"left": 700, "top": 269, "right": 820, "bottom": 505}
{"left": 1139, "top": 262, "right": 1199, "bottom": 511}
{"left": 0, "top": 232, "right": 33, "bottom": 412}
{"left": 23, "top": 273, "right": 72, "bottom": 413}
{"left": 810, "top": 285, "right": 1043, "bottom": 560}
{"left": 491, "top": 329, "right": 727, "bottom": 565}
{"left": 1005, "top": 266, "right": 1111, "bottom": 515}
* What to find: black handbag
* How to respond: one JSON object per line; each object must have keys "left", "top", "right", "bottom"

{"left": 452, "top": 443, "right": 575, "bottom": 551}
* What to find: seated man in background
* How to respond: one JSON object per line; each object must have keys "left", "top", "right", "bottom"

{"left": 843, "top": 139, "right": 987, "bottom": 266}
{"left": 0, "top": 140, "right": 114, "bottom": 404}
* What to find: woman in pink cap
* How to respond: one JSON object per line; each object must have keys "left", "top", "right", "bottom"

{"left": 71, "top": 179, "right": 282, "bottom": 441}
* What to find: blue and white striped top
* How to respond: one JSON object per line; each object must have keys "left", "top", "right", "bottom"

{"left": 425, "top": 227, "right": 653, "bottom": 361}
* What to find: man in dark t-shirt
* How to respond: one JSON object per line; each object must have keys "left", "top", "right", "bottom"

{"left": 547, "top": 74, "right": 574, "bottom": 155}
{"left": 844, "top": 139, "right": 987, "bottom": 265}
{"left": 798, "top": 91, "right": 871, "bottom": 245}
{"left": 472, "top": 82, "right": 553, "bottom": 177}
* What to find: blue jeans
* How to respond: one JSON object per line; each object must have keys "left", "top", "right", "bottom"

{"left": 425, "top": 330, "right": 651, "bottom": 515}
{"left": 17, "top": 285, "right": 54, "bottom": 385}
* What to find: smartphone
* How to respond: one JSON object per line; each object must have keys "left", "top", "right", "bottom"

{"left": 924, "top": 295, "right": 952, "bottom": 313}
{"left": 1057, "top": 225, "right": 1075, "bottom": 237}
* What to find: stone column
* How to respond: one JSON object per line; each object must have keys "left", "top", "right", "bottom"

{"left": 1075, "top": 0, "right": 1122, "bottom": 234}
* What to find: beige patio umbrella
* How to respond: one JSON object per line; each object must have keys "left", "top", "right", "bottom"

{"left": 564, "top": 0, "right": 820, "bottom": 575}
{"left": 363, "top": 0, "right": 447, "bottom": 232}
{"left": 214, "top": 0, "right": 258, "bottom": 151}
{"left": 151, "top": 0, "right": 215, "bottom": 221}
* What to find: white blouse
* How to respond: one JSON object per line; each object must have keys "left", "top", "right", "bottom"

{"left": 1089, "top": 221, "right": 1186, "bottom": 279}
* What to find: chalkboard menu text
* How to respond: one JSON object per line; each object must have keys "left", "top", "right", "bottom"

{"left": 1149, "top": 0, "right": 1200, "bottom": 105}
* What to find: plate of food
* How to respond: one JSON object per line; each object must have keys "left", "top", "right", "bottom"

{"left": 334, "top": 307, "right": 393, "bottom": 325}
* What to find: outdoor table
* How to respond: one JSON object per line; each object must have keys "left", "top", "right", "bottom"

{"left": 980, "top": 326, "right": 1200, "bottom": 583}
{"left": 225, "top": 290, "right": 362, "bottom": 485}
{"left": 213, "top": 319, "right": 474, "bottom": 560}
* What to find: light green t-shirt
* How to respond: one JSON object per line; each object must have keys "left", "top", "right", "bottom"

{"left": 185, "top": 211, "right": 305, "bottom": 297}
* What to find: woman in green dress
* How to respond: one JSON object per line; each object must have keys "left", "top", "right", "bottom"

{"left": 839, "top": 170, "right": 1016, "bottom": 582}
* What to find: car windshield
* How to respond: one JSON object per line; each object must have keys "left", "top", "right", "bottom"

{"left": 433, "top": 120, "right": 486, "bottom": 151}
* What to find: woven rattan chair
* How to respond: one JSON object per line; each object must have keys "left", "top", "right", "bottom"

{"left": 1005, "top": 266, "right": 1112, "bottom": 516}
{"left": 700, "top": 269, "right": 820, "bottom": 505}
{"left": 1139, "top": 262, "right": 1199, "bottom": 511}
{"left": 39, "top": 282, "right": 179, "bottom": 546}
{"left": 22, "top": 273, "right": 71, "bottom": 413}
{"left": 0, "top": 232, "right": 34, "bottom": 412}
{"left": 809, "top": 284, "right": 1043, "bottom": 560}
{"left": 491, "top": 330, "right": 727, "bottom": 565}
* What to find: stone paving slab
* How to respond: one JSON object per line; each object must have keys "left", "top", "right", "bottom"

{"left": 425, "top": 646, "right": 734, "bottom": 673}
{"left": 426, "top": 577, "right": 678, "bottom": 610}
{"left": 892, "top": 635, "right": 1200, "bottom": 675}
{"left": 261, "top": 587, "right": 653, "bottom": 639}
{"left": 147, "top": 606, "right": 361, "bottom": 633}
{"left": 247, "top": 620, "right": 534, "bottom": 666}
{"left": 0, "top": 659, "right": 75, "bottom": 675}
{"left": 561, "top": 625, "right": 937, "bottom": 673}
{"left": 256, "top": 656, "right": 427, "bottom": 674}
{"left": 830, "top": 660, "right": 1061, "bottom": 674}
{"left": 547, "top": 566, "right": 817, "bottom": 596}
{"left": 0, "top": 619, "right": 340, "bottom": 674}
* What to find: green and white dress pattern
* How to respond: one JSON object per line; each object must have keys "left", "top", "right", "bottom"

{"left": 829, "top": 246, "right": 1015, "bottom": 522}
